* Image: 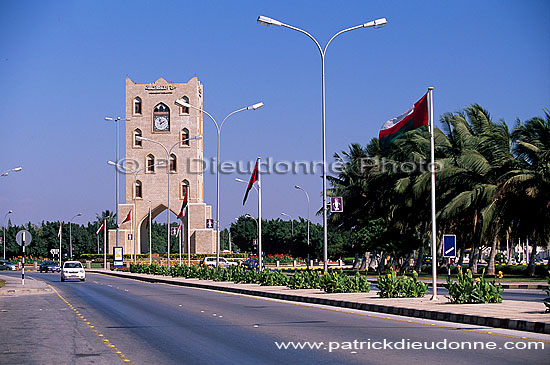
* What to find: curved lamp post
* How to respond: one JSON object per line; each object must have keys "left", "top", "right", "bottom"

{"left": 135, "top": 135, "right": 201, "bottom": 267}
{"left": 280, "top": 212, "right": 294, "bottom": 236}
{"left": 176, "top": 98, "right": 264, "bottom": 268}
{"left": 3, "top": 210, "right": 13, "bottom": 260}
{"left": 295, "top": 185, "right": 310, "bottom": 267}
{"left": 257, "top": 15, "right": 387, "bottom": 272}
{"left": 69, "top": 213, "right": 82, "bottom": 259}
{"left": 1, "top": 167, "right": 22, "bottom": 177}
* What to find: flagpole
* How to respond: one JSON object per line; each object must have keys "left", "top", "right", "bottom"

{"left": 149, "top": 202, "right": 152, "bottom": 265}
{"left": 428, "top": 86, "right": 438, "bottom": 300}
{"left": 257, "top": 157, "right": 263, "bottom": 271}
{"left": 59, "top": 223, "right": 62, "bottom": 267}
{"left": 103, "top": 219, "right": 107, "bottom": 270}
{"left": 187, "top": 206, "right": 190, "bottom": 266}
{"left": 179, "top": 223, "right": 182, "bottom": 266}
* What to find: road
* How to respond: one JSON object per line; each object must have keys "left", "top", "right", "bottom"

{"left": 1, "top": 271, "right": 548, "bottom": 364}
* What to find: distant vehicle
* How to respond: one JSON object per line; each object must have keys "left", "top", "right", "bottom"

{"left": 0, "top": 260, "right": 17, "bottom": 271}
{"left": 39, "top": 260, "right": 60, "bottom": 273}
{"left": 199, "top": 257, "right": 237, "bottom": 268}
{"left": 240, "top": 258, "right": 263, "bottom": 270}
{"left": 61, "top": 261, "right": 85, "bottom": 282}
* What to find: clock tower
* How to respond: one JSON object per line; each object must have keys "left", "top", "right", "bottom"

{"left": 108, "top": 77, "right": 216, "bottom": 256}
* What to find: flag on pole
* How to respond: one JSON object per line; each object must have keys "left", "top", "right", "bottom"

{"left": 177, "top": 222, "right": 181, "bottom": 235}
{"left": 177, "top": 187, "right": 188, "bottom": 219}
{"left": 378, "top": 92, "right": 429, "bottom": 148}
{"left": 96, "top": 221, "right": 105, "bottom": 235}
{"left": 57, "top": 222, "right": 62, "bottom": 238}
{"left": 243, "top": 158, "right": 259, "bottom": 205}
{"left": 121, "top": 211, "right": 132, "bottom": 225}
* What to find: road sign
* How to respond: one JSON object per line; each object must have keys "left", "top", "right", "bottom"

{"left": 443, "top": 234, "right": 456, "bottom": 258}
{"left": 330, "top": 197, "right": 343, "bottom": 213}
{"left": 50, "top": 249, "right": 59, "bottom": 255}
{"left": 16, "top": 230, "right": 32, "bottom": 246}
{"left": 128, "top": 233, "right": 133, "bottom": 241}
{"left": 113, "top": 247, "right": 124, "bottom": 267}
{"left": 206, "top": 219, "right": 214, "bottom": 229}
{"left": 171, "top": 227, "right": 178, "bottom": 236}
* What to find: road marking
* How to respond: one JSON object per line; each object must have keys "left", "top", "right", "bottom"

{"left": 48, "top": 284, "right": 133, "bottom": 364}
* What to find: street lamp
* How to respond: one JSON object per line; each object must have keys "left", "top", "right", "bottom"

{"left": 295, "top": 185, "right": 311, "bottom": 267}
{"left": 105, "top": 116, "right": 130, "bottom": 250}
{"left": 1, "top": 167, "right": 22, "bottom": 177}
{"left": 3, "top": 210, "right": 13, "bottom": 260}
{"left": 257, "top": 15, "right": 387, "bottom": 272}
{"left": 136, "top": 135, "right": 202, "bottom": 267}
{"left": 69, "top": 213, "right": 82, "bottom": 259}
{"left": 236, "top": 178, "right": 263, "bottom": 267}
{"left": 108, "top": 160, "right": 166, "bottom": 264}
{"left": 280, "top": 213, "right": 294, "bottom": 236}
{"left": 176, "top": 98, "right": 264, "bottom": 268}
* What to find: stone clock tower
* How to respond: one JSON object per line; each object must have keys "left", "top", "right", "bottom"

{"left": 108, "top": 77, "right": 215, "bottom": 256}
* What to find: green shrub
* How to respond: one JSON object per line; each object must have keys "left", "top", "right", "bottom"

{"left": 287, "top": 270, "right": 324, "bottom": 289}
{"left": 321, "top": 270, "right": 370, "bottom": 293}
{"left": 376, "top": 269, "right": 400, "bottom": 298}
{"left": 444, "top": 269, "right": 503, "bottom": 304}
{"left": 258, "top": 270, "right": 288, "bottom": 286}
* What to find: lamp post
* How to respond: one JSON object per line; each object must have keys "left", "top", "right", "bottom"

{"left": 3, "top": 210, "right": 13, "bottom": 260}
{"left": 280, "top": 213, "right": 294, "bottom": 236}
{"left": 176, "top": 98, "right": 264, "bottom": 268}
{"left": 108, "top": 160, "right": 166, "bottom": 264}
{"left": 105, "top": 116, "right": 130, "bottom": 249}
{"left": 1, "top": 167, "right": 22, "bottom": 177}
{"left": 69, "top": 213, "right": 82, "bottom": 259}
{"left": 295, "top": 185, "right": 310, "bottom": 268}
{"left": 257, "top": 15, "right": 387, "bottom": 272}
{"left": 136, "top": 135, "right": 202, "bottom": 268}
{"left": 236, "top": 178, "right": 263, "bottom": 267}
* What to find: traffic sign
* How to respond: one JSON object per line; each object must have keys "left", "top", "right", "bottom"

{"left": 330, "top": 197, "right": 343, "bottom": 213}
{"left": 171, "top": 227, "right": 178, "bottom": 236}
{"left": 206, "top": 219, "right": 214, "bottom": 229}
{"left": 16, "top": 230, "right": 32, "bottom": 246}
{"left": 128, "top": 234, "right": 133, "bottom": 241}
{"left": 50, "top": 249, "right": 59, "bottom": 255}
{"left": 443, "top": 234, "right": 456, "bottom": 258}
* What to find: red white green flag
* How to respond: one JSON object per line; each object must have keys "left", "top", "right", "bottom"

{"left": 57, "top": 222, "right": 62, "bottom": 238}
{"left": 242, "top": 158, "right": 259, "bottom": 205}
{"left": 96, "top": 221, "right": 105, "bottom": 235}
{"left": 177, "top": 187, "right": 188, "bottom": 219}
{"left": 379, "top": 92, "right": 429, "bottom": 148}
{"left": 121, "top": 211, "right": 131, "bottom": 225}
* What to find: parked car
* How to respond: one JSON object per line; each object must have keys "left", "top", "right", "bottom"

{"left": 61, "top": 261, "right": 85, "bottom": 282}
{"left": 240, "top": 258, "right": 263, "bottom": 270}
{"left": 199, "top": 257, "right": 237, "bottom": 268}
{"left": 39, "top": 260, "right": 60, "bottom": 273}
{"left": 0, "top": 260, "right": 17, "bottom": 271}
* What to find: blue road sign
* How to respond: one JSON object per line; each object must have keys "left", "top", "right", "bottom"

{"left": 443, "top": 234, "right": 456, "bottom": 258}
{"left": 330, "top": 197, "right": 343, "bottom": 213}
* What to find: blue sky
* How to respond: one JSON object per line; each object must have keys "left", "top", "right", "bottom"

{"left": 1, "top": 0, "right": 549, "bottom": 227}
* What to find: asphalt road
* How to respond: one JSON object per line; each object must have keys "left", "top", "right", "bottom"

{"left": 1, "top": 271, "right": 548, "bottom": 364}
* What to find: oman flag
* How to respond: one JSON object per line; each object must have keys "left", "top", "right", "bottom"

{"left": 379, "top": 92, "right": 429, "bottom": 148}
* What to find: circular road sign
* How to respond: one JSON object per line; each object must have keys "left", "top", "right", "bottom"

{"left": 16, "top": 230, "right": 32, "bottom": 246}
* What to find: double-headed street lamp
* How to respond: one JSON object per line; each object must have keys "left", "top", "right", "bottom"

{"left": 176, "top": 98, "right": 264, "bottom": 269}
{"left": 257, "top": 15, "right": 387, "bottom": 272}
{"left": 105, "top": 116, "right": 130, "bottom": 249}
{"left": 69, "top": 213, "right": 82, "bottom": 259}
{"left": 136, "top": 135, "right": 202, "bottom": 268}
{"left": 3, "top": 210, "right": 13, "bottom": 260}
{"left": 280, "top": 212, "right": 294, "bottom": 236}
{"left": 1, "top": 167, "right": 22, "bottom": 177}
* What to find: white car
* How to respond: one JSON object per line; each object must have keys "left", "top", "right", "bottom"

{"left": 200, "top": 257, "right": 237, "bottom": 268}
{"left": 61, "top": 261, "right": 86, "bottom": 282}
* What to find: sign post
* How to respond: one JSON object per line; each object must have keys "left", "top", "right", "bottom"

{"left": 443, "top": 234, "right": 457, "bottom": 276}
{"left": 113, "top": 246, "right": 123, "bottom": 268}
{"left": 330, "top": 197, "right": 343, "bottom": 213}
{"left": 16, "top": 230, "right": 32, "bottom": 286}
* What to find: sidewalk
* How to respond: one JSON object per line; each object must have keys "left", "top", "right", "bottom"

{"left": 90, "top": 270, "right": 550, "bottom": 335}
{"left": 0, "top": 274, "right": 53, "bottom": 296}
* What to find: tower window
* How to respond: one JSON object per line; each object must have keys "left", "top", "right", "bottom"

{"left": 181, "top": 180, "right": 189, "bottom": 200}
{"left": 133, "top": 129, "right": 142, "bottom": 148}
{"left": 146, "top": 154, "right": 155, "bottom": 173}
{"left": 180, "top": 128, "right": 190, "bottom": 146}
{"left": 170, "top": 154, "right": 177, "bottom": 173}
{"left": 179, "top": 96, "right": 190, "bottom": 114}
{"left": 135, "top": 180, "right": 143, "bottom": 199}
{"left": 133, "top": 97, "right": 142, "bottom": 115}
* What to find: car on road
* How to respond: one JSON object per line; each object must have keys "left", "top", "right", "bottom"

{"left": 0, "top": 260, "right": 17, "bottom": 271}
{"left": 240, "top": 258, "right": 263, "bottom": 270}
{"left": 61, "top": 261, "right": 85, "bottom": 282}
{"left": 200, "top": 257, "right": 237, "bottom": 268}
{"left": 39, "top": 260, "right": 60, "bottom": 273}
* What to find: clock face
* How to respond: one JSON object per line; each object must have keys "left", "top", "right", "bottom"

{"left": 154, "top": 116, "right": 169, "bottom": 131}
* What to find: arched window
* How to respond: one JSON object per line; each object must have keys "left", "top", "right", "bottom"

{"left": 170, "top": 154, "right": 177, "bottom": 173}
{"left": 133, "top": 129, "right": 142, "bottom": 148}
{"left": 181, "top": 180, "right": 189, "bottom": 200}
{"left": 179, "top": 96, "right": 190, "bottom": 114}
{"left": 146, "top": 154, "right": 155, "bottom": 173}
{"left": 180, "top": 128, "right": 190, "bottom": 146}
{"left": 153, "top": 103, "right": 170, "bottom": 132}
{"left": 135, "top": 180, "right": 143, "bottom": 199}
{"left": 133, "top": 97, "right": 142, "bottom": 115}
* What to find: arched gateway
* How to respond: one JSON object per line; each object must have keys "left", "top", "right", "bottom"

{"left": 108, "top": 77, "right": 215, "bottom": 255}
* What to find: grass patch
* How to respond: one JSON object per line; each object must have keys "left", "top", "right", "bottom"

{"left": 0, "top": 279, "right": 5, "bottom": 288}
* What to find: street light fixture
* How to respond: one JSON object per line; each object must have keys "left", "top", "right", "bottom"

{"left": 135, "top": 135, "right": 201, "bottom": 268}
{"left": 105, "top": 116, "right": 130, "bottom": 250}
{"left": 280, "top": 212, "right": 294, "bottom": 236}
{"left": 3, "top": 210, "right": 13, "bottom": 260}
{"left": 257, "top": 15, "right": 387, "bottom": 272}
{"left": 175, "top": 98, "right": 264, "bottom": 269}
{"left": 69, "top": 213, "right": 82, "bottom": 259}
{"left": 295, "top": 185, "right": 310, "bottom": 267}
{"left": 1, "top": 167, "right": 22, "bottom": 177}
